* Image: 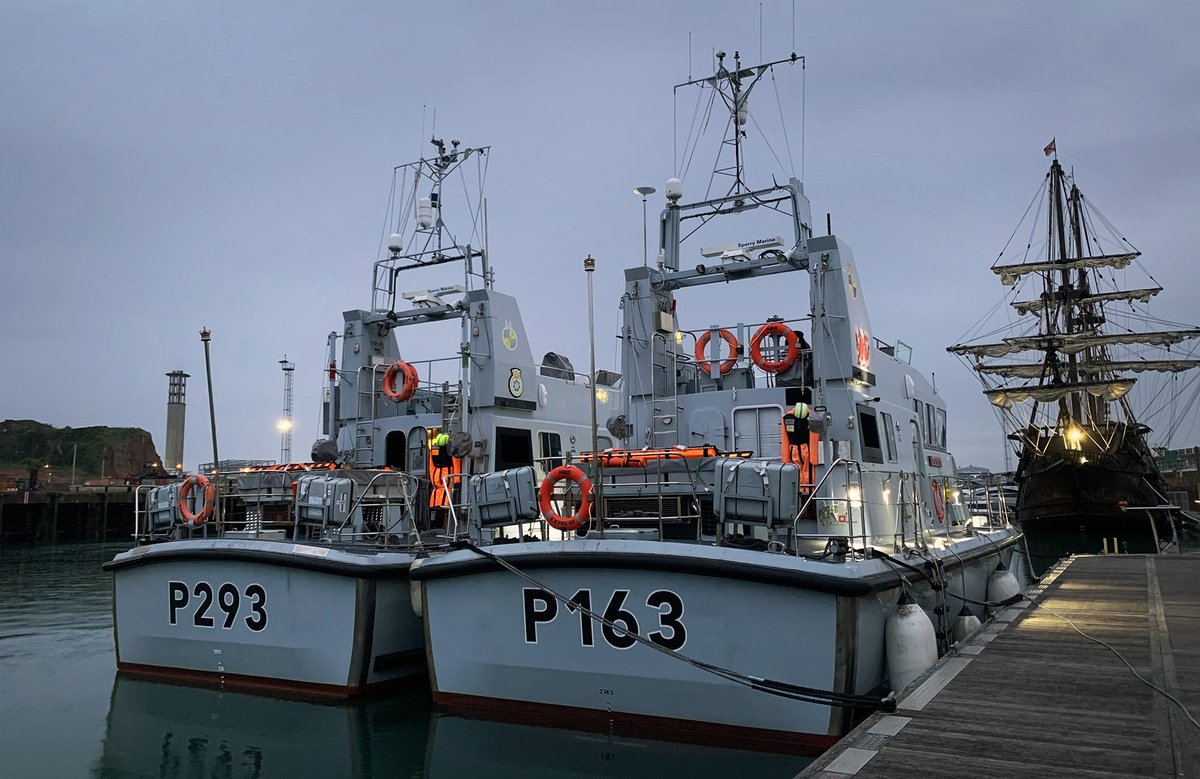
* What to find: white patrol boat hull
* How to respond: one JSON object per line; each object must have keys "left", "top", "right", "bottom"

{"left": 105, "top": 539, "right": 425, "bottom": 697}
{"left": 412, "top": 531, "right": 1017, "bottom": 754}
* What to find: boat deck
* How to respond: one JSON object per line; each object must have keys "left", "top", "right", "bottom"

{"left": 804, "top": 554, "right": 1200, "bottom": 777}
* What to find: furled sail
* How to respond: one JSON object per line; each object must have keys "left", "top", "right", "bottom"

{"left": 976, "top": 359, "right": 1200, "bottom": 380}
{"left": 950, "top": 329, "right": 1200, "bottom": 359}
{"left": 1079, "top": 359, "right": 1200, "bottom": 374}
{"left": 985, "top": 379, "right": 1135, "bottom": 409}
{"left": 992, "top": 252, "right": 1139, "bottom": 286}
{"left": 975, "top": 363, "right": 1048, "bottom": 379}
{"left": 1010, "top": 287, "right": 1162, "bottom": 315}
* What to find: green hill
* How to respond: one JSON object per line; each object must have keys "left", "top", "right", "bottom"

{"left": 0, "top": 419, "right": 162, "bottom": 480}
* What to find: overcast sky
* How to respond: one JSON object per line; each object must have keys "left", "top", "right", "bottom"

{"left": 3, "top": 0, "right": 1198, "bottom": 473}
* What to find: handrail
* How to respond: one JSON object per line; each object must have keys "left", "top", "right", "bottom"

{"left": 132, "top": 484, "right": 157, "bottom": 540}
{"left": 586, "top": 449, "right": 711, "bottom": 541}
{"left": 325, "top": 470, "right": 421, "bottom": 547}
{"left": 648, "top": 331, "right": 683, "bottom": 449}
{"left": 443, "top": 471, "right": 469, "bottom": 539}
{"left": 791, "top": 457, "right": 863, "bottom": 538}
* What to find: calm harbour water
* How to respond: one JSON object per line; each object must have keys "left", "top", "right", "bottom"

{"left": 0, "top": 543, "right": 811, "bottom": 778}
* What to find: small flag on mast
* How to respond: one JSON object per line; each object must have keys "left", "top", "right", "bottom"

{"left": 1043, "top": 138, "right": 1056, "bottom": 157}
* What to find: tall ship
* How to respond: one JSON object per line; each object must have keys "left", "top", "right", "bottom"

{"left": 411, "top": 51, "right": 1022, "bottom": 754}
{"left": 104, "top": 139, "right": 611, "bottom": 696}
{"left": 949, "top": 147, "right": 1200, "bottom": 572}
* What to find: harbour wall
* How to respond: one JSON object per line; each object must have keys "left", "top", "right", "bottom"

{"left": 0, "top": 487, "right": 137, "bottom": 544}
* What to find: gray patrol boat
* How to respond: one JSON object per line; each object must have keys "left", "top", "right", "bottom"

{"left": 105, "top": 139, "right": 615, "bottom": 697}
{"left": 412, "top": 54, "right": 1022, "bottom": 753}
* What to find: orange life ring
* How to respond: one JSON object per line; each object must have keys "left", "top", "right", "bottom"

{"left": 930, "top": 479, "right": 945, "bottom": 522}
{"left": 538, "top": 464, "right": 593, "bottom": 532}
{"left": 750, "top": 321, "right": 801, "bottom": 373}
{"left": 382, "top": 360, "right": 419, "bottom": 402}
{"left": 694, "top": 329, "right": 739, "bottom": 376}
{"left": 178, "top": 474, "right": 215, "bottom": 529}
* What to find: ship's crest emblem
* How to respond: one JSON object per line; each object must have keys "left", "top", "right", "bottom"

{"left": 855, "top": 328, "right": 870, "bottom": 370}
{"left": 508, "top": 368, "right": 524, "bottom": 398}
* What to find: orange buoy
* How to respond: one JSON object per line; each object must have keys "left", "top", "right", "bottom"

{"left": 694, "top": 328, "right": 739, "bottom": 376}
{"left": 177, "top": 474, "right": 215, "bottom": 529}
{"left": 538, "top": 465, "right": 593, "bottom": 532}
{"left": 382, "top": 360, "right": 419, "bottom": 402}
{"left": 749, "top": 321, "right": 801, "bottom": 373}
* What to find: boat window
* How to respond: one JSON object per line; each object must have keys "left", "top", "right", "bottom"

{"left": 880, "top": 411, "right": 896, "bottom": 462}
{"left": 538, "top": 431, "right": 563, "bottom": 473}
{"left": 496, "top": 427, "right": 535, "bottom": 470}
{"left": 923, "top": 406, "right": 946, "bottom": 450}
{"left": 856, "top": 404, "right": 884, "bottom": 464}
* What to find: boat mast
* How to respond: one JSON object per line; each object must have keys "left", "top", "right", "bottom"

{"left": 1068, "top": 178, "right": 1105, "bottom": 427}
{"left": 1049, "top": 160, "right": 1084, "bottom": 422}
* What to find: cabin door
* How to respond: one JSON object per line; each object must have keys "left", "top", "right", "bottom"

{"left": 732, "top": 405, "right": 783, "bottom": 458}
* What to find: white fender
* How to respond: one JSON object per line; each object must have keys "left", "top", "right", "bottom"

{"left": 885, "top": 591, "right": 938, "bottom": 692}
{"left": 951, "top": 605, "right": 982, "bottom": 643}
{"left": 986, "top": 559, "right": 1022, "bottom": 616}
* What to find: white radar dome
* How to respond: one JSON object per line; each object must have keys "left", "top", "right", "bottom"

{"left": 387, "top": 233, "right": 404, "bottom": 252}
{"left": 418, "top": 197, "right": 433, "bottom": 229}
{"left": 665, "top": 178, "right": 683, "bottom": 202}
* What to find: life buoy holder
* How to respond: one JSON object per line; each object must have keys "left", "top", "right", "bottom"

{"left": 538, "top": 464, "right": 593, "bottom": 532}
{"left": 382, "top": 360, "right": 419, "bottom": 402}
{"left": 930, "top": 479, "right": 945, "bottom": 522}
{"left": 178, "top": 474, "right": 215, "bottom": 529}
{"left": 749, "top": 321, "right": 801, "bottom": 373}
{"left": 694, "top": 329, "right": 739, "bottom": 376}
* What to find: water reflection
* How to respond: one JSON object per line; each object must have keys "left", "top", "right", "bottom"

{"left": 95, "top": 676, "right": 430, "bottom": 778}
{"left": 95, "top": 677, "right": 810, "bottom": 778}
{"left": 426, "top": 716, "right": 810, "bottom": 778}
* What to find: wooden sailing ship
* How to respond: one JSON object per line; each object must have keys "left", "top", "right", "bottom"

{"left": 950, "top": 149, "right": 1200, "bottom": 570}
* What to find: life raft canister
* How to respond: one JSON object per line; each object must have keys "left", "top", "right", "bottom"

{"left": 694, "top": 328, "right": 739, "bottom": 376}
{"left": 538, "top": 464, "right": 593, "bottom": 532}
{"left": 177, "top": 473, "right": 216, "bottom": 529}
{"left": 382, "top": 360, "right": 419, "bottom": 402}
{"left": 930, "top": 479, "right": 945, "bottom": 522}
{"left": 749, "top": 321, "right": 801, "bottom": 373}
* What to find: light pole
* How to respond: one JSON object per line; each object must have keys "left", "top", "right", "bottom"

{"left": 584, "top": 254, "right": 602, "bottom": 536}
{"left": 634, "top": 186, "right": 656, "bottom": 266}
{"left": 200, "top": 327, "right": 222, "bottom": 529}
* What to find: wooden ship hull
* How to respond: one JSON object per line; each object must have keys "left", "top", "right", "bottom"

{"left": 1014, "top": 426, "right": 1175, "bottom": 573}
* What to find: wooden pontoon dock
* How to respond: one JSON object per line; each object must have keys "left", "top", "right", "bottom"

{"left": 804, "top": 554, "right": 1200, "bottom": 777}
